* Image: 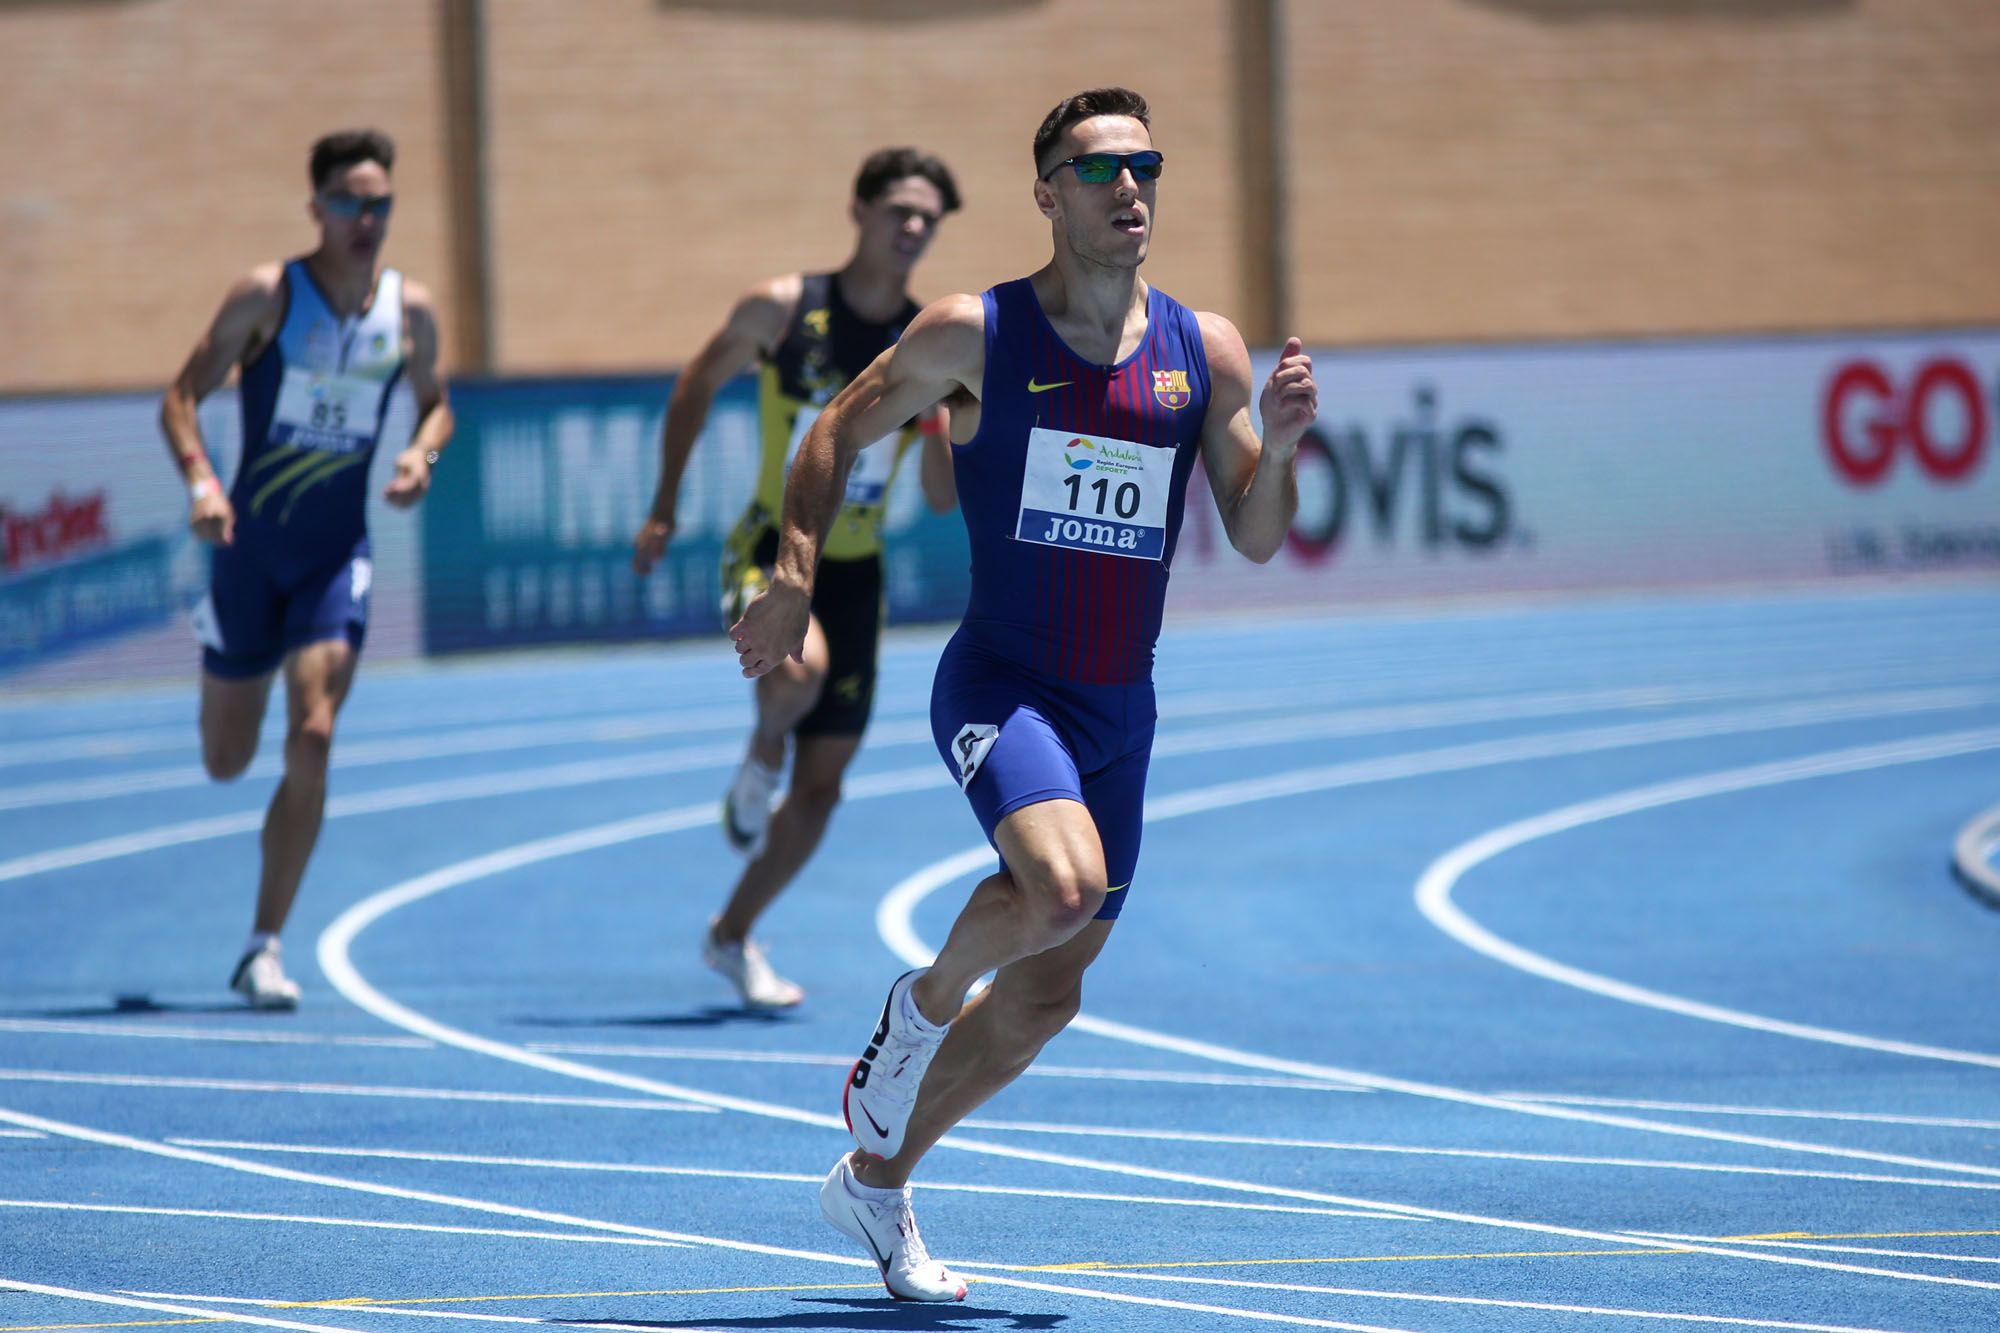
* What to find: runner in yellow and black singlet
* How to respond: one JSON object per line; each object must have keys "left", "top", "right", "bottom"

{"left": 721, "top": 269, "right": 923, "bottom": 742}
{"left": 633, "top": 147, "right": 961, "bottom": 1009}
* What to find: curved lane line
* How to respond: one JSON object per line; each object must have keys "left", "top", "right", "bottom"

{"left": 0, "top": 1278, "right": 374, "bottom": 1333}
{"left": 1415, "top": 728, "right": 2000, "bottom": 1067}
{"left": 316, "top": 736, "right": 2000, "bottom": 1294}
{"left": 11, "top": 684, "right": 1991, "bottom": 886}
{"left": 0, "top": 1111, "right": 1413, "bottom": 1332}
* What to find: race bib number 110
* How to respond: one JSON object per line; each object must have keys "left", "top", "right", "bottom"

{"left": 1014, "top": 427, "right": 1173, "bottom": 560}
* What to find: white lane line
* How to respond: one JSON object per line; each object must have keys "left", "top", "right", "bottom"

{"left": 319, "top": 799, "right": 2000, "bottom": 1295}
{"left": 123, "top": 1285, "right": 1417, "bottom": 1333}
{"left": 0, "top": 1105, "right": 871, "bottom": 1270}
{"left": 117, "top": 1298, "right": 698, "bottom": 1333}
{"left": 1061, "top": 1011, "right": 2000, "bottom": 1184}
{"left": 1151, "top": 682, "right": 1999, "bottom": 760}
{"left": 1063, "top": 1269, "right": 1912, "bottom": 1333}
{"left": 520, "top": 1041, "right": 1369, "bottom": 1093}
{"left": 0, "top": 704, "right": 744, "bottom": 794}
{"left": 167, "top": 1138, "right": 1415, "bottom": 1221}
{"left": 0, "top": 710, "right": 880, "bottom": 812}
{"left": 929, "top": 1276, "right": 1420, "bottom": 1331}
{"left": 0, "top": 1278, "right": 374, "bottom": 1333}
{"left": 954, "top": 1118, "right": 2000, "bottom": 1192}
{"left": 0, "top": 1019, "right": 1354, "bottom": 1093}
{"left": 1137, "top": 695, "right": 2000, "bottom": 827}
{"left": 0, "top": 1107, "right": 1417, "bottom": 1332}
{"left": 119, "top": 1298, "right": 611, "bottom": 1331}
{"left": 0, "top": 747, "right": 768, "bottom": 884}
{"left": 0, "top": 687, "right": 767, "bottom": 770}
{"left": 879, "top": 731, "right": 2000, "bottom": 1187}
{"left": 0, "top": 1199, "right": 685, "bottom": 1248}
{"left": 5, "top": 668, "right": 1873, "bottom": 777}
{"left": 11, "top": 677, "right": 1988, "bottom": 871}
{"left": 0, "top": 723, "right": 193, "bottom": 767}
{"left": 1415, "top": 727, "right": 2000, "bottom": 1068}
{"left": 0, "top": 1019, "right": 432, "bottom": 1049}
{"left": 0, "top": 1128, "right": 45, "bottom": 1138}
{"left": 0, "top": 1069, "right": 713, "bottom": 1113}
{"left": 1500, "top": 1092, "right": 2000, "bottom": 1131}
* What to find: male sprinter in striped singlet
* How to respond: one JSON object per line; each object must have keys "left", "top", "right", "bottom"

{"left": 633, "top": 148, "right": 960, "bottom": 1010}
{"left": 159, "top": 129, "right": 452, "bottom": 1009}
{"left": 731, "top": 88, "right": 1317, "bottom": 1301}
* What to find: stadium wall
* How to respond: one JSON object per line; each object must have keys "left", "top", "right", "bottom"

{"left": 2, "top": 0, "right": 1996, "bottom": 392}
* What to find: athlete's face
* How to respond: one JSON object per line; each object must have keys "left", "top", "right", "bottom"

{"left": 853, "top": 176, "right": 948, "bottom": 275}
{"left": 1036, "top": 115, "right": 1156, "bottom": 270}
{"left": 309, "top": 160, "right": 393, "bottom": 265}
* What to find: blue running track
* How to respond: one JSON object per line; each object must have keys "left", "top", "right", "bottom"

{"left": 3, "top": 583, "right": 1999, "bottom": 1332}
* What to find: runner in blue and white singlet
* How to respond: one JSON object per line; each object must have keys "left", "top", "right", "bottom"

{"left": 193, "top": 258, "right": 408, "bottom": 677}
{"left": 160, "top": 129, "right": 452, "bottom": 1011}
{"left": 726, "top": 89, "right": 1318, "bottom": 1301}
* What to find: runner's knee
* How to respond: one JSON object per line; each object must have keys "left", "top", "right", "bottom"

{"left": 202, "top": 734, "right": 257, "bottom": 782}
{"left": 1015, "top": 860, "right": 1107, "bottom": 936}
{"left": 285, "top": 712, "right": 336, "bottom": 772}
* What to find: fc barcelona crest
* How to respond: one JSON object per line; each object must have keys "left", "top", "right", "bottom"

{"left": 1151, "top": 368, "right": 1191, "bottom": 410}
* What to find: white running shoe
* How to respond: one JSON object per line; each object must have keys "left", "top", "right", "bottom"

{"left": 701, "top": 924, "right": 804, "bottom": 1010}
{"left": 818, "top": 1155, "right": 966, "bottom": 1303}
{"left": 229, "top": 943, "right": 301, "bottom": 1010}
{"left": 843, "top": 968, "right": 947, "bottom": 1160}
{"left": 720, "top": 755, "right": 779, "bottom": 856}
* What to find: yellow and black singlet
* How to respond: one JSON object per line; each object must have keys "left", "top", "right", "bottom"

{"left": 729, "top": 271, "right": 923, "bottom": 566}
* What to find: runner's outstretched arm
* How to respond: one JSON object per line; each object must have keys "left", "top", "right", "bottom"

{"left": 730, "top": 293, "right": 983, "bottom": 676}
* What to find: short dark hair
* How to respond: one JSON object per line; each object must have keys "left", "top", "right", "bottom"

{"left": 1033, "top": 87, "right": 1151, "bottom": 176}
{"left": 853, "top": 147, "right": 962, "bottom": 216}
{"left": 309, "top": 129, "right": 396, "bottom": 191}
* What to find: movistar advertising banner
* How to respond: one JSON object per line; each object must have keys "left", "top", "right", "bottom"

{"left": 421, "top": 373, "right": 970, "bottom": 655}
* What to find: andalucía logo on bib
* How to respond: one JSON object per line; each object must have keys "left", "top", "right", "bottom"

{"left": 1152, "top": 368, "right": 1191, "bottom": 410}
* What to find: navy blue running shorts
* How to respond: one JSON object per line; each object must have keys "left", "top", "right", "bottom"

{"left": 194, "top": 546, "right": 371, "bottom": 679}
{"left": 929, "top": 632, "right": 1156, "bottom": 920}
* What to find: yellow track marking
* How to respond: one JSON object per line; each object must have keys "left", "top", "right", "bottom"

{"left": 1724, "top": 1228, "right": 2000, "bottom": 1242}
{"left": 14, "top": 1230, "right": 1993, "bottom": 1330}
{"left": 1029, "top": 1245, "right": 1691, "bottom": 1271}
{"left": 273, "top": 1281, "right": 890, "bottom": 1307}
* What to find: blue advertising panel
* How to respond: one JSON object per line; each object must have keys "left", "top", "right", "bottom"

{"left": 421, "top": 373, "right": 970, "bottom": 655}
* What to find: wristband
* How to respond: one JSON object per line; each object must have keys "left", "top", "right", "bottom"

{"left": 189, "top": 476, "right": 221, "bottom": 503}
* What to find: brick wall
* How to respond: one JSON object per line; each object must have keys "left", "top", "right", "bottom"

{"left": 1286, "top": 0, "right": 2000, "bottom": 343}
{"left": 2, "top": 0, "right": 1994, "bottom": 391}
{"left": 0, "top": 0, "right": 451, "bottom": 392}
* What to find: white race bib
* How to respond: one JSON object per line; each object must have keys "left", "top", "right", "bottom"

{"left": 1014, "top": 427, "right": 1174, "bottom": 560}
{"left": 271, "top": 368, "right": 381, "bottom": 452}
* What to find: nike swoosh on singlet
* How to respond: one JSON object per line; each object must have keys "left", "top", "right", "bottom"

{"left": 1027, "top": 378, "right": 1074, "bottom": 393}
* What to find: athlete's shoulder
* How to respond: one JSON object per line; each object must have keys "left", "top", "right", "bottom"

{"left": 398, "top": 274, "right": 438, "bottom": 315}
{"left": 206, "top": 261, "right": 288, "bottom": 353}
{"left": 1192, "top": 309, "right": 1250, "bottom": 377}
{"left": 901, "top": 293, "right": 985, "bottom": 357}
{"left": 884, "top": 294, "right": 985, "bottom": 392}
{"left": 728, "top": 271, "right": 805, "bottom": 349}
{"left": 911, "top": 291, "right": 986, "bottom": 331}
{"left": 226, "top": 261, "right": 289, "bottom": 313}
{"left": 750, "top": 270, "right": 807, "bottom": 308}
